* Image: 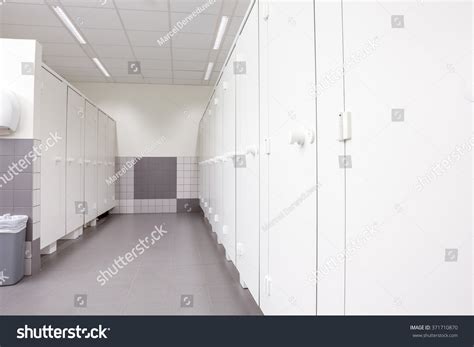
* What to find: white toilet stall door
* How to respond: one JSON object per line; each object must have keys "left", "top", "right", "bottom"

{"left": 343, "top": 1, "right": 472, "bottom": 315}
{"left": 65, "top": 88, "right": 85, "bottom": 234}
{"left": 259, "top": 0, "right": 318, "bottom": 315}
{"left": 235, "top": 4, "right": 260, "bottom": 299}
{"left": 313, "top": 0, "right": 346, "bottom": 315}
{"left": 39, "top": 68, "right": 67, "bottom": 249}
{"left": 84, "top": 101, "right": 98, "bottom": 224}
{"left": 221, "top": 60, "right": 237, "bottom": 263}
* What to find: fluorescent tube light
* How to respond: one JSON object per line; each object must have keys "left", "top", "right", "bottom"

{"left": 213, "top": 16, "right": 229, "bottom": 50}
{"left": 204, "top": 62, "right": 214, "bottom": 81}
{"left": 52, "top": 6, "right": 87, "bottom": 45}
{"left": 92, "top": 58, "right": 111, "bottom": 77}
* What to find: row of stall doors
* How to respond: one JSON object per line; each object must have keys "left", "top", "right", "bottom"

{"left": 40, "top": 67, "right": 116, "bottom": 250}
{"left": 198, "top": 0, "right": 471, "bottom": 315}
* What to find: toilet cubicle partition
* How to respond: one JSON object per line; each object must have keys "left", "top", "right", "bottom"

{"left": 39, "top": 65, "right": 117, "bottom": 254}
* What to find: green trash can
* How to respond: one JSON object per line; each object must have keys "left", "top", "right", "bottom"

{"left": 0, "top": 214, "right": 28, "bottom": 286}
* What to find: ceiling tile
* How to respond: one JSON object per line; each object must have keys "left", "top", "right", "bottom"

{"left": 227, "top": 16, "right": 244, "bottom": 36}
{"left": 93, "top": 44, "right": 134, "bottom": 58}
{"left": 221, "top": 0, "right": 237, "bottom": 15}
{"left": 173, "top": 70, "right": 204, "bottom": 80}
{"left": 216, "top": 50, "right": 227, "bottom": 63}
{"left": 81, "top": 28, "right": 129, "bottom": 45}
{"left": 43, "top": 55, "right": 96, "bottom": 68}
{"left": 172, "top": 32, "right": 213, "bottom": 49}
{"left": 4, "top": 0, "right": 47, "bottom": 3}
{"left": 220, "top": 34, "right": 235, "bottom": 50}
{"left": 169, "top": 0, "right": 222, "bottom": 15}
{"left": 141, "top": 69, "right": 172, "bottom": 78}
{"left": 0, "top": 24, "right": 76, "bottom": 43}
{"left": 169, "top": 12, "right": 218, "bottom": 34}
{"left": 114, "top": 76, "right": 146, "bottom": 84}
{"left": 134, "top": 46, "right": 171, "bottom": 60}
{"left": 127, "top": 30, "right": 170, "bottom": 47}
{"left": 99, "top": 57, "right": 128, "bottom": 68}
{"left": 140, "top": 59, "right": 172, "bottom": 70}
{"left": 59, "top": 0, "right": 114, "bottom": 9}
{"left": 53, "top": 66, "right": 101, "bottom": 77}
{"left": 173, "top": 79, "right": 203, "bottom": 86}
{"left": 119, "top": 9, "right": 169, "bottom": 31}
{"left": 0, "top": 3, "right": 62, "bottom": 26}
{"left": 41, "top": 42, "right": 86, "bottom": 57}
{"left": 144, "top": 77, "right": 173, "bottom": 85}
{"left": 173, "top": 60, "right": 207, "bottom": 71}
{"left": 208, "top": 49, "right": 219, "bottom": 59}
{"left": 64, "top": 7, "right": 123, "bottom": 30}
{"left": 172, "top": 48, "right": 209, "bottom": 61}
{"left": 234, "top": 0, "right": 251, "bottom": 16}
{"left": 114, "top": 0, "right": 168, "bottom": 11}
{"left": 66, "top": 75, "right": 107, "bottom": 83}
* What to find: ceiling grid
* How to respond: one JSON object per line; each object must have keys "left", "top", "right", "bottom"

{"left": 0, "top": 0, "right": 250, "bottom": 85}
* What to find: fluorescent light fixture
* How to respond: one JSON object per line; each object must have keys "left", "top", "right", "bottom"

{"left": 92, "top": 58, "right": 111, "bottom": 78}
{"left": 204, "top": 62, "right": 214, "bottom": 81}
{"left": 213, "top": 16, "right": 229, "bottom": 50}
{"left": 52, "top": 6, "right": 87, "bottom": 45}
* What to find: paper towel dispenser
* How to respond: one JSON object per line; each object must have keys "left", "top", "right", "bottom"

{"left": 0, "top": 88, "right": 20, "bottom": 136}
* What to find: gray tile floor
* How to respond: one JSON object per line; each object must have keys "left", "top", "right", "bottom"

{"left": 0, "top": 213, "right": 262, "bottom": 315}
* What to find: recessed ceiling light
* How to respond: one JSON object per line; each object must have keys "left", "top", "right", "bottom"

{"left": 92, "top": 58, "right": 110, "bottom": 78}
{"left": 52, "top": 6, "right": 87, "bottom": 45}
{"left": 204, "top": 62, "right": 214, "bottom": 81}
{"left": 213, "top": 16, "right": 229, "bottom": 50}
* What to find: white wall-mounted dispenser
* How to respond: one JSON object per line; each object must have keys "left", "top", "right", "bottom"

{"left": 0, "top": 88, "right": 20, "bottom": 135}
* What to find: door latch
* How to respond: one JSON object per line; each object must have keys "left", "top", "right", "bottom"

{"left": 338, "top": 111, "right": 352, "bottom": 142}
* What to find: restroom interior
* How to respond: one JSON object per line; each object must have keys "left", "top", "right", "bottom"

{"left": 0, "top": 0, "right": 472, "bottom": 316}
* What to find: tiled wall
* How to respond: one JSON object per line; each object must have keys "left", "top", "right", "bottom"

{"left": 112, "top": 156, "right": 200, "bottom": 214}
{"left": 0, "top": 139, "right": 41, "bottom": 276}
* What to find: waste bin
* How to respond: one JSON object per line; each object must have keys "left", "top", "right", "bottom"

{"left": 0, "top": 214, "right": 28, "bottom": 286}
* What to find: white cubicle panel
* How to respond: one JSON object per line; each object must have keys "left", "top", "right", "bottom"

{"left": 235, "top": 4, "right": 260, "bottom": 300}
{"left": 39, "top": 67, "right": 67, "bottom": 249}
{"left": 221, "top": 55, "right": 236, "bottom": 264}
{"left": 343, "top": 0, "right": 472, "bottom": 315}
{"left": 65, "top": 87, "right": 85, "bottom": 234}
{"left": 259, "top": 0, "right": 318, "bottom": 315}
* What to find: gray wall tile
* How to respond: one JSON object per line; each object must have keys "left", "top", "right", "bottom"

{"left": 0, "top": 140, "right": 15, "bottom": 155}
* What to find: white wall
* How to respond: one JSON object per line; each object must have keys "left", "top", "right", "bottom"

{"left": 0, "top": 38, "right": 42, "bottom": 139}
{"left": 74, "top": 82, "right": 212, "bottom": 157}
